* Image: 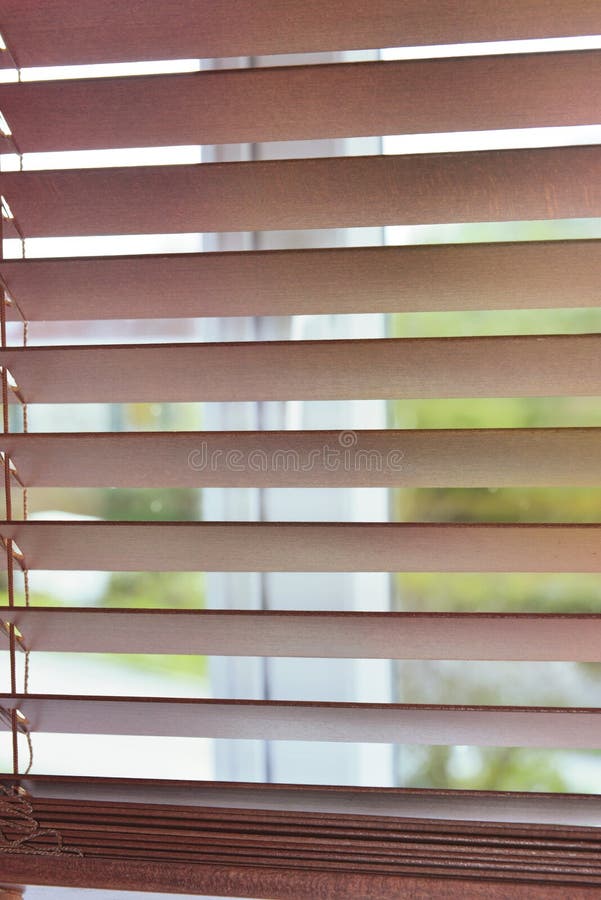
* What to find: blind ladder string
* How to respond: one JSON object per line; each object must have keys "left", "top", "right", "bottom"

{"left": 0, "top": 49, "right": 32, "bottom": 783}
{"left": 1, "top": 283, "right": 18, "bottom": 776}
{"left": 0, "top": 253, "right": 31, "bottom": 780}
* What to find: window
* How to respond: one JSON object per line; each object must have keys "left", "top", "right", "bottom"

{"left": 1, "top": 3, "right": 601, "bottom": 896}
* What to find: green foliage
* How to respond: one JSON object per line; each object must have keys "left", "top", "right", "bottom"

{"left": 393, "top": 572, "right": 601, "bottom": 614}
{"left": 391, "top": 217, "right": 601, "bottom": 247}
{"left": 101, "top": 488, "right": 200, "bottom": 522}
{"left": 400, "top": 746, "right": 571, "bottom": 792}
{"left": 390, "top": 306, "right": 601, "bottom": 340}
{"left": 390, "top": 396, "right": 601, "bottom": 430}
{"left": 89, "top": 651, "right": 208, "bottom": 682}
{"left": 103, "top": 571, "right": 204, "bottom": 610}
{"left": 0, "top": 581, "right": 63, "bottom": 607}
{"left": 395, "top": 487, "right": 601, "bottom": 524}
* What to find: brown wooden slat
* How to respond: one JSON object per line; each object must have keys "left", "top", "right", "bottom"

{"left": 3, "top": 854, "right": 599, "bottom": 896}
{"left": 14, "top": 817, "right": 601, "bottom": 862}
{"left": 7, "top": 830, "right": 600, "bottom": 877}
{"left": 12, "top": 837, "right": 601, "bottom": 874}
{"left": 6, "top": 775, "right": 601, "bottom": 828}
{"left": 3, "top": 241, "right": 601, "bottom": 322}
{"left": 1, "top": 52, "right": 600, "bottom": 152}
{"left": 15, "top": 814, "right": 601, "bottom": 854}
{"left": 1, "top": 694, "right": 601, "bottom": 746}
{"left": 3, "top": 147, "right": 601, "bottom": 238}
{"left": 13, "top": 810, "right": 601, "bottom": 869}
{"left": 2, "top": 334, "right": 601, "bottom": 404}
{"left": 21, "top": 810, "right": 601, "bottom": 847}
{"left": 1, "top": 1, "right": 600, "bottom": 67}
{"left": 0, "top": 521, "right": 600, "bottom": 572}
{"left": 1, "top": 788, "right": 601, "bottom": 889}
{"left": 14, "top": 806, "right": 597, "bottom": 847}
{"left": 2, "top": 608, "right": 601, "bottom": 661}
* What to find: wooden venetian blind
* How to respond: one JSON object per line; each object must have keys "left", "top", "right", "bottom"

{"left": 0, "top": 2, "right": 601, "bottom": 896}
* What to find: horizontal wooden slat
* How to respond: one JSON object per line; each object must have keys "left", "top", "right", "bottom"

{"left": 4, "top": 147, "right": 601, "bottom": 238}
{"left": 1, "top": 52, "right": 600, "bottom": 152}
{"left": 0, "top": 521, "right": 599, "bottom": 572}
{"left": 2, "top": 608, "right": 601, "bottom": 660}
{"left": 2, "top": 1, "right": 600, "bottom": 67}
{"left": 8, "top": 774, "right": 601, "bottom": 826}
{"left": 2, "top": 334, "right": 601, "bottom": 404}
{"left": 0, "top": 694, "right": 600, "bottom": 747}
{"left": 2, "top": 856, "right": 598, "bottom": 898}
{"left": 2, "top": 795, "right": 601, "bottom": 852}
{"left": 3, "top": 241, "right": 601, "bottom": 322}
{"left": 0, "top": 788, "right": 599, "bottom": 890}
{"left": 0, "top": 428, "right": 599, "bottom": 488}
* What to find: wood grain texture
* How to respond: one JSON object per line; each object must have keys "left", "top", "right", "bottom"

{"left": 2, "top": 607, "right": 601, "bottom": 661}
{"left": 1, "top": 51, "right": 600, "bottom": 152}
{"left": 3, "top": 855, "right": 600, "bottom": 896}
{"left": 0, "top": 428, "right": 598, "bottom": 487}
{"left": 0, "top": 786, "right": 601, "bottom": 893}
{"left": 1, "top": 0, "right": 600, "bottom": 66}
{"left": 3, "top": 241, "right": 601, "bottom": 322}
{"left": 4, "top": 147, "right": 601, "bottom": 238}
{"left": 0, "top": 521, "right": 600, "bottom": 572}
{"left": 7, "top": 775, "right": 601, "bottom": 826}
{"left": 1, "top": 694, "right": 601, "bottom": 746}
{"left": 3, "top": 334, "right": 601, "bottom": 403}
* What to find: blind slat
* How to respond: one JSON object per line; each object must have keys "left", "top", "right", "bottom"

{"left": 1, "top": 694, "right": 600, "bottom": 747}
{"left": 2, "top": 851, "right": 597, "bottom": 896}
{"left": 8, "top": 774, "right": 601, "bottom": 826}
{"left": 0, "top": 521, "right": 599, "bottom": 572}
{"left": 2, "top": 52, "right": 600, "bottom": 152}
{"left": 4, "top": 241, "right": 601, "bottom": 322}
{"left": 2, "top": 1, "right": 600, "bottom": 67}
{"left": 2, "top": 335, "right": 600, "bottom": 403}
{"left": 2, "top": 608, "right": 601, "bottom": 660}
{"left": 1, "top": 800, "right": 599, "bottom": 873}
{"left": 0, "top": 790, "right": 598, "bottom": 879}
{"left": 1, "top": 782, "right": 600, "bottom": 895}
{"left": 0, "top": 428, "right": 599, "bottom": 487}
{"left": 4, "top": 146, "right": 601, "bottom": 238}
